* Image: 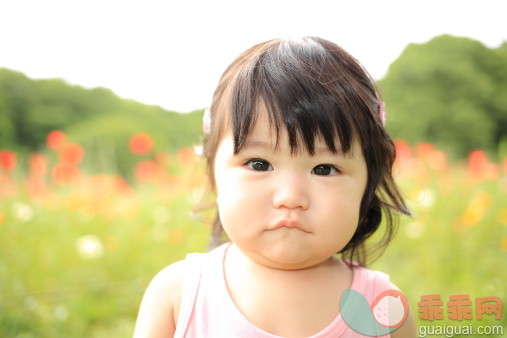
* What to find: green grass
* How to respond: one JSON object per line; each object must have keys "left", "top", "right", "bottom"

{"left": 370, "top": 153, "right": 507, "bottom": 337}
{"left": 1, "top": 144, "right": 506, "bottom": 337}
{"left": 1, "top": 190, "right": 210, "bottom": 337}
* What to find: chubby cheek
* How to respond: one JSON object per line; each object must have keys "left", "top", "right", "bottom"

{"left": 318, "top": 192, "right": 362, "bottom": 247}
{"left": 215, "top": 179, "right": 264, "bottom": 239}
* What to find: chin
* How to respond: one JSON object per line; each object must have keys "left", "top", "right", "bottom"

{"left": 262, "top": 259, "right": 314, "bottom": 271}
{"left": 258, "top": 249, "right": 326, "bottom": 270}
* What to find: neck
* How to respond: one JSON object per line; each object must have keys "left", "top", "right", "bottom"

{"left": 225, "top": 243, "right": 344, "bottom": 282}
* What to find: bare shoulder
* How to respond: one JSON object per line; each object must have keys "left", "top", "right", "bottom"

{"left": 388, "top": 281, "right": 418, "bottom": 338}
{"left": 133, "top": 260, "right": 187, "bottom": 338}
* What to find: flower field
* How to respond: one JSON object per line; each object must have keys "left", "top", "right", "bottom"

{"left": 1, "top": 132, "right": 506, "bottom": 337}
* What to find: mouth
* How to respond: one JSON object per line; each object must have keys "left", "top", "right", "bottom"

{"left": 268, "top": 220, "right": 312, "bottom": 234}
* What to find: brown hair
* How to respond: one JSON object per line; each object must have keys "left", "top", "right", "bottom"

{"left": 202, "top": 37, "right": 410, "bottom": 265}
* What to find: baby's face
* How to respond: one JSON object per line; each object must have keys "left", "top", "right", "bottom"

{"left": 213, "top": 112, "right": 368, "bottom": 270}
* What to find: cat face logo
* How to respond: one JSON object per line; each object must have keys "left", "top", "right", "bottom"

{"left": 371, "top": 290, "right": 409, "bottom": 328}
{"left": 340, "top": 289, "right": 409, "bottom": 336}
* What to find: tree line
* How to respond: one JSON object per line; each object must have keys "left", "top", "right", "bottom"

{"left": 1, "top": 34, "right": 506, "bottom": 171}
{"left": 0, "top": 69, "right": 203, "bottom": 174}
{"left": 379, "top": 34, "right": 507, "bottom": 159}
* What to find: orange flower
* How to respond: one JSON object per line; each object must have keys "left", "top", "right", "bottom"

{"left": 459, "top": 191, "right": 491, "bottom": 227}
{"left": 29, "top": 153, "right": 48, "bottom": 176}
{"left": 52, "top": 163, "right": 81, "bottom": 185}
{"left": 169, "top": 227, "right": 187, "bottom": 245}
{"left": 501, "top": 237, "right": 507, "bottom": 252}
{"left": 46, "top": 130, "right": 67, "bottom": 150}
{"left": 0, "top": 150, "right": 16, "bottom": 172}
{"left": 59, "top": 143, "right": 84, "bottom": 165}
{"left": 0, "top": 174, "right": 16, "bottom": 196}
{"left": 135, "top": 160, "right": 161, "bottom": 182}
{"left": 467, "top": 149, "right": 498, "bottom": 180}
{"left": 415, "top": 143, "right": 447, "bottom": 171}
{"left": 415, "top": 142, "right": 435, "bottom": 159}
{"left": 114, "top": 177, "right": 131, "bottom": 194}
{"left": 84, "top": 174, "right": 131, "bottom": 196}
{"left": 178, "top": 147, "right": 195, "bottom": 167}
{"left": 155, "top": 152, "right": 172, "bottom": 168}
{"left": 394, "top": 139, "right": 412, "bottom": 162}
{"left": 27, "top": 176, "right": 48, "bottom": 197}
{"left": 129, "top": 133, "right": 153, "bottom": 155}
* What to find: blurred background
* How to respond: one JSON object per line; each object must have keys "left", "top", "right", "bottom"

{"left": 1, "top": 0, "right": 506, "bottom": 336}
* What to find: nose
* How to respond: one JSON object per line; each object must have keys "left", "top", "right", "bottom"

{"left": 272, "top": 175, "right": 310, "bottom": 210}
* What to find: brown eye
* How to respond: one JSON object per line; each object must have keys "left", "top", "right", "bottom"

{"left": 312, "top": 164, "right": 338, "bottom": 176}
{"left": 247, "top": 159, "right": 273, "bottom": 171}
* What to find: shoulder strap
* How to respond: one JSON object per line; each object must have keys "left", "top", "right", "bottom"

{"left": 371, "top": 269, "right": 392, "bottom": 294}
{"left": 174, "top": 253, "right": 204, "bottom": 338}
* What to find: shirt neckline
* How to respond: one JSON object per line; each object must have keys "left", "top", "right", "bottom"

{"left": 215, "top": 243, "right": 365, "bottom": 337}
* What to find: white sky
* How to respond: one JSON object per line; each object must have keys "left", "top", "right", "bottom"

{"left": 1, "top": 0, "right": 506, "bottom": 112}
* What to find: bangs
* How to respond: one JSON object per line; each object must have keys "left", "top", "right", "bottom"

{"left": 228, "top": 38, "right": 370, "bottom": 156}
{"left": 205, "top": 36, "right": 409, "bottom": 264}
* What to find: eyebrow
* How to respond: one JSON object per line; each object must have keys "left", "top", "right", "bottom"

{"left": 240, "top": 139, "right": 349, "bottom": 157}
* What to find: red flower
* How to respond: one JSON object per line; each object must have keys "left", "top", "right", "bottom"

{"left": 467, "top": 149, "right": 499, "bottom": 180}
{"left": 46, "top": 130, "right": 67, "bottom": 150}
{"left": 59, "top": 143, "right": 84, "bottom": 164}
{"left": 52, "top": 163, "right": 81, "bottom": 185}
{"left": 129, "top": 133, "right": 153, "bottom": 155}
{"left": 0, "top": 150, "right": 17, "bottom": 172}
{"left": 468, "top": 150, "right": 488, "bottom": 177}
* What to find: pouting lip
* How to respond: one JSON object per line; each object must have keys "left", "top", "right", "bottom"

{"left": 268, "top": 219, "right": 312, "bottom": 233}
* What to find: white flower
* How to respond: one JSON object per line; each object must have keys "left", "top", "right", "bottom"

{"left": 54, "top": 305, "right": 68, "bottom": 321}
{"left": 76, "top": 235, "right": 104, "bottom": 259}
{"left": 12, "top": 202, "right": 34, "bottom": 222}
{"left": 193, "top": 145, "right": 204, "bottom": 156}
{"left": 417, "top": 189, "right": 436, "bottom": 209}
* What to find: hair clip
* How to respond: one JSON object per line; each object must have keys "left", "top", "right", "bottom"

{"left": 379, "top": 101, "right": 386, "bottom": 126}
{"left": 203, "top": 108, "right": 211, "bottom": 134}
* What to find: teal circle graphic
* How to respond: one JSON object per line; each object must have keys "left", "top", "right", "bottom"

{"left": 340, "top": 289, "right": 408, "bottom": 336}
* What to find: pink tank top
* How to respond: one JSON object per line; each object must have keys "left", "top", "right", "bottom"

{"left": 174, "top": 244, "right": 392, "bottom": 337}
